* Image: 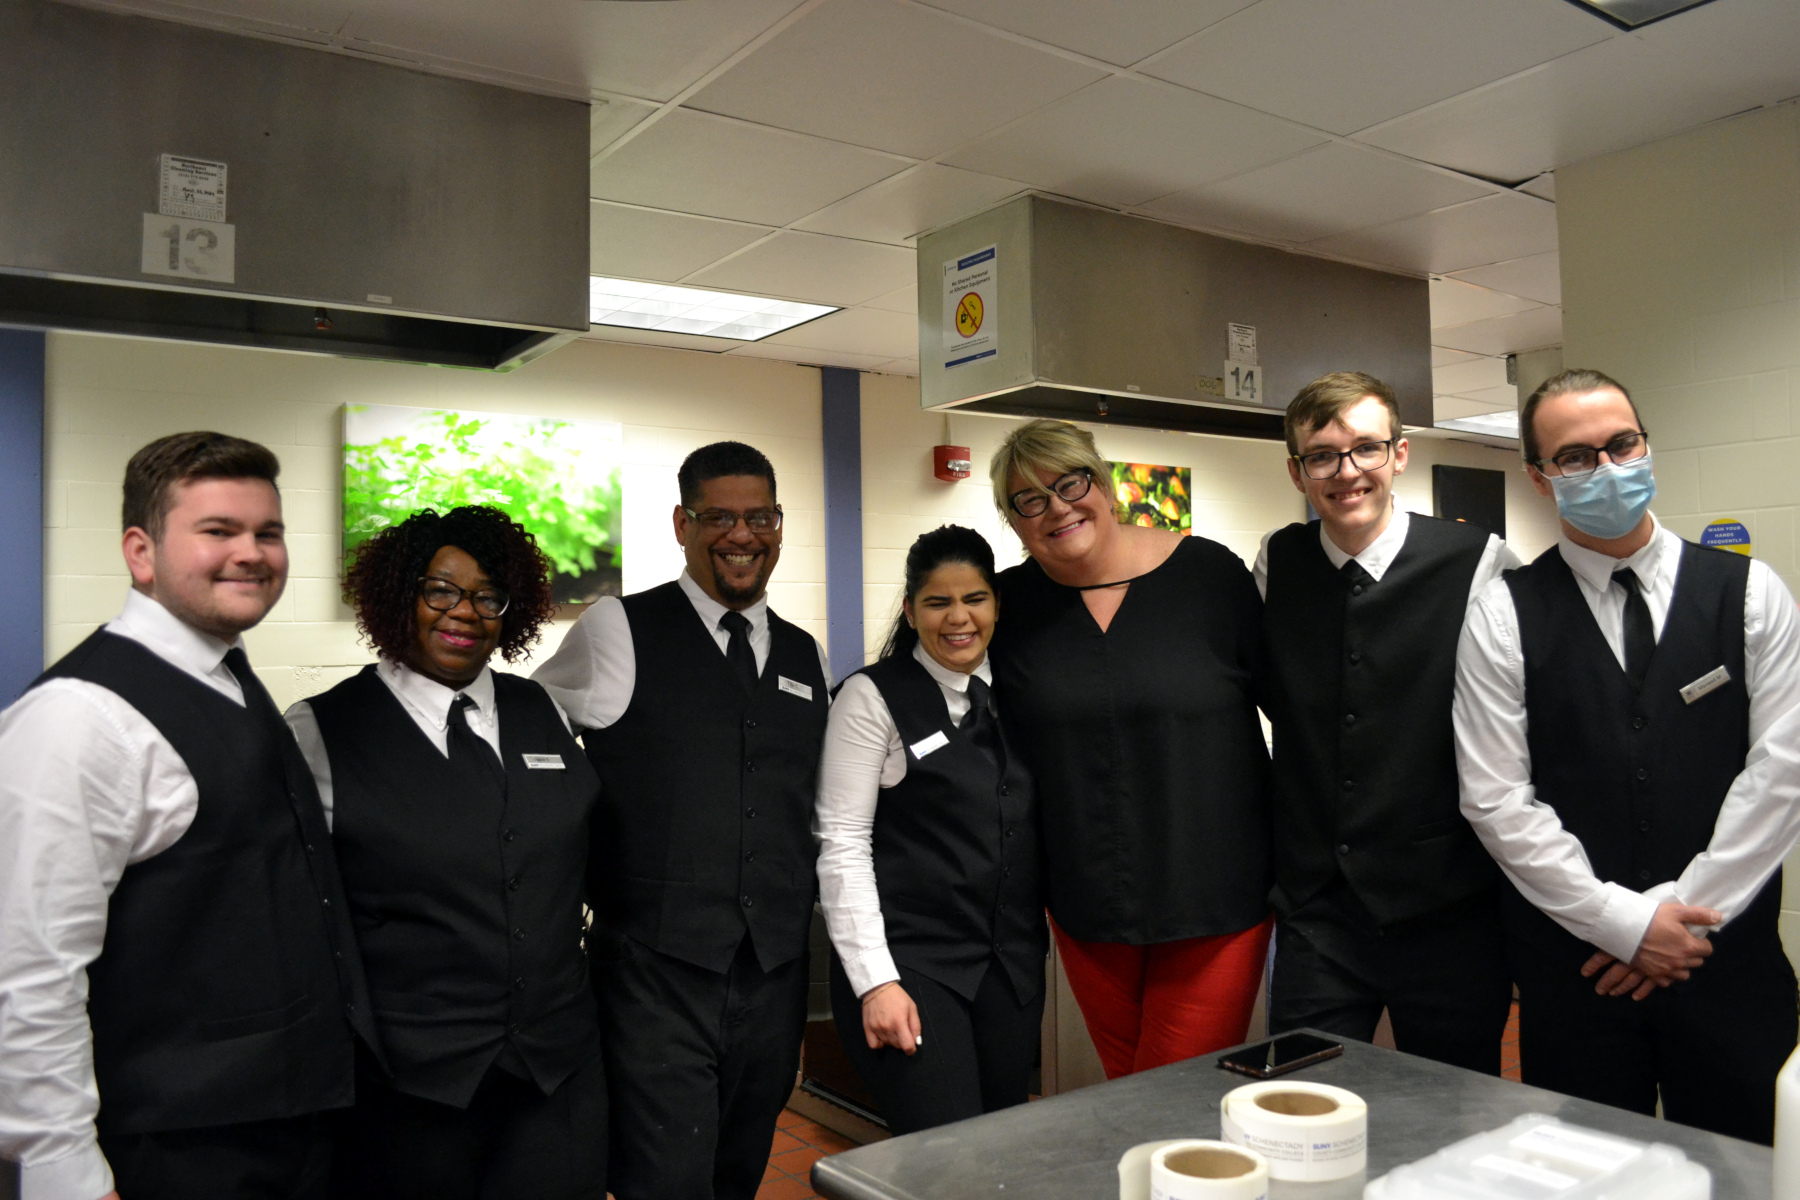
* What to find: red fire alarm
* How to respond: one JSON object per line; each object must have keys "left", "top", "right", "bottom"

{"left": 933, "top": 445, "right": 972, "bottom": 482}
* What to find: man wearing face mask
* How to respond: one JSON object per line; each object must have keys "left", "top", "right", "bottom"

{"left": 1454, "top": 369, "right": 1800, "bottom": 1143}
{"left": 534, "top": 441, "right": 830, "bottom": 1200}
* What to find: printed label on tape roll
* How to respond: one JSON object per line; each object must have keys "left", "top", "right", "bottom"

{"left": 1219, "top": 1082, "right": 1368, "bottom": 1183}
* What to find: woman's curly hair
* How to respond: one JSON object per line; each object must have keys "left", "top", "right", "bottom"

{"left": 344, "top": 505, "right": 556, "bottom": 666}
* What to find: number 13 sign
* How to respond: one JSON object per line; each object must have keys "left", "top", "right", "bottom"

{"left": 140, "top": 214, "right": 236, "bottom": 283}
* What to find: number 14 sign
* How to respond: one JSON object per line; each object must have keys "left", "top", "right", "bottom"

{"left": 140, "top": 214, "right": 236, "bottom": 283}
{"left": 1224, "top": 360, "right": 1262, "bottom": 404}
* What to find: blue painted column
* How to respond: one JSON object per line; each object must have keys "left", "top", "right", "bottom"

{"left": 0, "top": 330, "right": 44, "bottom": 705}
{"left": 820, "top": 367, "right": 863, "bottom": 683}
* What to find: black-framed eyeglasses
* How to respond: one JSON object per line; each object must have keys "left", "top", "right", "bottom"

{"left": 1008, "top": 470, "right": 1094, "bottom": 518}
{"left": 418, "top": 578, "right": 510, "bottom": 620}
{"left": 1533, "top": 431, "right": 1650, "bottom": 479}
{"left": 1293, "top": 439, "right": 1397, "bottom": 480}
{"left": 682, "top": 506, "right": 783, "bottom": 534}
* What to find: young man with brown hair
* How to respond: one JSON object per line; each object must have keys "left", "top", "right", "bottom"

{"left": 0, "top": 432, "right": 376, "bottom": 1200}
{"left": 1256, "top": 371, "right": 1518, "bottom": 1072}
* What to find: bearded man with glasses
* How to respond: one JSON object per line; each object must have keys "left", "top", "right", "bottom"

{"left": 535, "top": 441, "right": 830, "bottom": 1200}
{"left": 1454, "top": 368, "right": 1800, "bottom": 1143}
{"left": 1254, "top": 372, "right": 1521, "bottom": 1077}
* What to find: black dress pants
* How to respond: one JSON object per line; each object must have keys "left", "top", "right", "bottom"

{"left": 99, "top": 1111, "right": 333, "bottom": 1200}
{"left": 597, "top": 933, "right": 809, "bottom": 1200}
{"left": 1270, "top": 884, "right": 1513, "bottom": 1075}
{"left": 829, "top": 955, "right": 1043, "bottom": 1136}
{"left": 1506, "top": 892, "right": 1798, "bottom": 1145}
{"left": 331, "top": 1046, "right": 608, "bottom": 1200}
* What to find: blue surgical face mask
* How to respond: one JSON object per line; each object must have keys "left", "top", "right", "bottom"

{"left": 1548, "top": 453, "right": 1656, "bottom": 540}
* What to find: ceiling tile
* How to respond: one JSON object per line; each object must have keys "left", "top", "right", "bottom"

{"left": 589, "top": 109, "right": 908, "bottom": 227}
{"left": 1435, "top": 395, "right": 1513, "bottom": 422}
{"left": 1357, "top": 0, "right": 1800, "bottom": 182}
{"left": 1138, "top": 144, "right": 1492, "bottom": 244}
{"left": 725, "top": 343, "right": 897, "bottom": 371}
{"left": 918, "top": 0, "right": 1259, "bottom": 67}
{"left": 760, "top": 306, "right": 919, "bottom": 359}
{"left": 863, "top": 283, "right": 919, "bottom": 314}
{"left": 1306, "top": 192, "right": 1559, "bottom": 276}
{"left": 874, "top": 357, "right": 921, "bottom": 376}
{"left": 793, "top": 165, "right": 1028, "bottom": 246}
{"left": 588, "top": 203, "right": 774, "bottom": 282}
{"left": 1433, "top": 356, "right": 1510, "bottom": 396}
{"left": 943, "top": 77, "right": 1327, "bottom": 208}
{"left": 687, "top": 0, "right": 1104, "bottom": 159}
{"left": 1449, "top": 251, "right": 1562, "bottom": 305}
{"left": 1451, "top": 384, "right": 1523, "bottom": 407}
{"left": 1434, "top": 347, "right": 1484, "bottom": 368}
{"left": 1519, "top": 174, "right": 1556, "bottom": 201}
{"left": 1143, "top": 0, "right": 1608, "bottom": 136}
{"left": 591, "top": 97, "right": 659, "bottom": 155}
{"left": 684, "top": 231, "right": 916, "bottom": 307}
{"left": 1431, "top": 278, "right": 1544, "bottom": 329}
{"left": 1430, "top": 306, "right": 1565, "bottom": 356}
{"left": 578, "top": 324, "right": 736, "bottom": 354}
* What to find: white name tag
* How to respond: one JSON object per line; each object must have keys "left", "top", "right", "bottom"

{"left": 1680, "top": 665, "right": 1732, "bottom": 705}
{"left": 908, "top": 730, "right": 950, "bottom": 760}
{"left": 777, "top": 676, "right": 814, "bottom": 701}
{"left": 522, "top": 754, "right": 565, "bottom": 770}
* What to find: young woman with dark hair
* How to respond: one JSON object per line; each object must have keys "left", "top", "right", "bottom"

{"left": 284, "top": 505, "right": 605, "bottom": 1200}
{"left": 814, "top": 525, "right": 1047, "bottom": 1134}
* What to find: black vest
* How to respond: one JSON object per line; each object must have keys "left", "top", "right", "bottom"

{"left": 859, "top": 654, "right": 1046, "bottom": 1003}
{"left": 1505, "top": 540, "right": 1783, "bottom": 948}
{"left": 34, "top": 630, "right": 370, "bottom": 1136}
{"left": 308, "top": 666, "right": 602, "bottom": 1106}
{"left": 1260, "top": 516, "right": 1498, "bottom": 923}
{"left": 584, "top": 581, "right": 830, "bottom": 972}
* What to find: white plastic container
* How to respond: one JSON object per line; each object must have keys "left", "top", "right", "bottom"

{"left": 1364, "top": 1114, "right": 1710, "bottom": 1200}
{"left": 1776, "top": 1043, "right": 1800, "bottom": 1198}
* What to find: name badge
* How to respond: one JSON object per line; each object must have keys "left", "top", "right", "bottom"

{"left": 1680, "top": 665, "right": 1732, "bottom": 705}
{"left": 778, "top": 676, "right": 814, "bottom": 701}
{"left": 908, "top": 730, "right": 950, "bottom": 760}
{"left": 522, "top": 754, "right": 565, "bottom": 770}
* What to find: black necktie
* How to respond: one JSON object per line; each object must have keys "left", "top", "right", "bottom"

{"left": 222, "top": 646, "right": 283, "bottom": 726}
{"left": 960, "top": 674, "right": 1001, "bottom": 770}
{"left": 448, "top": 693, "right": 506, "bottom": 790}
{"left": 1614, "top": 568, "right": 1655, "bottom": 692}
{"left": 719, "top": 611, "right": 759, "bottom": 696}
{"left": 1342, "top": 559, "right": 1375, "bottom": 594}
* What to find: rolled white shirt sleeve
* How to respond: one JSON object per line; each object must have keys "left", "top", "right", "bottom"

{"left": 814, "top": 674, "right": 904, "bottom": 999}
{"left": 0, "top": 681, "right": 196, "bottom": 1200}
{"left": 283, "top": 698, "right": 333, "bottom": 831}
{"left": 1453, "top": 579, "right": 1660, "bottom": 962}
{"left": 532, "top": 598, "right": 635, "bottom": 732}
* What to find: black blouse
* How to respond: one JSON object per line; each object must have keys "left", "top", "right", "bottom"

{"left": 989, "top": 536, "right": 1272, "bottom": 944}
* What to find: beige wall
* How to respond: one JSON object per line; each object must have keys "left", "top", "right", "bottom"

{"left": 1558, "top": 98, "right": 1800, "bottom": 965}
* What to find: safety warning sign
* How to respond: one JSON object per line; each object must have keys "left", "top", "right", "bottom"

{"left": 943, "top": 245, "right": 997, "bottom": 370}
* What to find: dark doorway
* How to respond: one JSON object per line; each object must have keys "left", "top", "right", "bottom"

{"left": 1432, "top": 465, "right": 1507, "bottom": 539}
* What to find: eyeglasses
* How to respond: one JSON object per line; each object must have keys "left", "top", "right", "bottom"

{"left": 1293, "top": 439, "right": 1397, "bottom": 480}
{"left": 682, "top": 506, "right": 783, "bottom": 534}
{"left": 1008, "top": 470, "right": 1094, "bottom": 518}
{"left": 419, "top": 578, "right": 510, "bottom": 620}
{"left": 1534, "top": 431, "right": 1650, "bottom": 479}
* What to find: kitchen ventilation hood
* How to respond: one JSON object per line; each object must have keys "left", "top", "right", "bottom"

{"left": 918, "top": 195, "right": 1432, "bottom": 439}
{"left": 0, "top": 0, "right": 588, "bottom": 370}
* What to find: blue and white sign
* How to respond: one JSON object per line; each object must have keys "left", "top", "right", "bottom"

{"left": 942, "top": 245, "right": 997, "bottom": 370}
{"left": 1701, "top": 518, "right": 1752, "bottom": 556}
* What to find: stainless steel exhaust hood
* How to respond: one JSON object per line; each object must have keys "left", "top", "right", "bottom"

{"left": 918, "top": 195, "right": 1432, "bottom": 438}
{"left": 0, "top": 0, "right": 589, "bottom": 370}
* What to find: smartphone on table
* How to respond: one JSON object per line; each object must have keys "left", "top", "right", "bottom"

{"left": 1216, "top": 1032, "right": 1344, "bottom": 1079}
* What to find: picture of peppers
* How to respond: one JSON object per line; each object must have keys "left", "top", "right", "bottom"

{"left": 1108, "top": 461, "right": 1191, "bottom": 534}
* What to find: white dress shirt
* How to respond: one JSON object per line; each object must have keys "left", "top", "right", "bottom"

{"left": 814, "top": 643, "right": 992, "bottom": 999}
{"left": 0, "top": 590, "right": 249, "bottom": 1200}
{"left": 1454, "top": 515, "right": 1800, "bottom": 963}
{"left": 532, "top": 570, "right": 830, "bottom": 732}
{"left": 1251, "top": 507, "right": 1520, "bottom": 600}
{"left": 284, "top": 659, "right": 571, "bottom": 829}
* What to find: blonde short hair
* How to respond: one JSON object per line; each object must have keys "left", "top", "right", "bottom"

{"left": 988, "top": 419, "right": 1116, "bottom": 519}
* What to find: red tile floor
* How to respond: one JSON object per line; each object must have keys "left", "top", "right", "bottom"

{"left": 1501, "top": 999, "right": 1522, "bottom": 1082}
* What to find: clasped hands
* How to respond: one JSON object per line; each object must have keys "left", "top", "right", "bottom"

{"left": 1580, "top": 902, "right": 1722, "bottom": 1001}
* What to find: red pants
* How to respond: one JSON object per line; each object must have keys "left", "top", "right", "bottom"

{"left": 1053, "top": 915, "right": 1273, "bottom": 1079}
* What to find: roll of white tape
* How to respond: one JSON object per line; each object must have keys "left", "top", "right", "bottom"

{"left": 1148, "top": 1140, "right": 1269, "bottom": 1200}
{"left": 1219, "top": 1080, "right": 1367, "bottom": 1182}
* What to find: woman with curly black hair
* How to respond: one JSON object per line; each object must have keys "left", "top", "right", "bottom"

{"left": 284, "top": 504, "right": 605, "bottom": 1200}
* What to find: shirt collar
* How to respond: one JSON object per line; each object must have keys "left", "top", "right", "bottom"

{"left": 378, "top": 656, "right": 496, "bottom": 730}
{"left": 1558, "top": 513, "right": 1671, "bottom": 593}
{"left": 910, "top": 640, "right": 993, "bottom": 691}
{"left": 114, "top": 588, "right": 241, "bottom": 677}
{"left": 679, "top": 568, "right": 769, "bottom": 633}
{"left": 1318, "top": 506, "right": 1411, "bottom": 581}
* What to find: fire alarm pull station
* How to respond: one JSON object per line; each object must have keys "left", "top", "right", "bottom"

{"left": 934, "top": 445, "right": 972, "bottom": 482}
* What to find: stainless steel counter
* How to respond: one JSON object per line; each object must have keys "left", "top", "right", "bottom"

{"left": 810, "top": 1034, "right": 1773, "bottom": 1199}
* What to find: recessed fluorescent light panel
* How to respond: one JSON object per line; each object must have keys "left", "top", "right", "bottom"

{"left": 1436, "top": 410, "right": 1520, "bottom": 440}
{"left": 1560, "top": 0, "right": 1717, "bottom": 29}
{"left": 588, "top": 277, "right": 836, "bottom": 342}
